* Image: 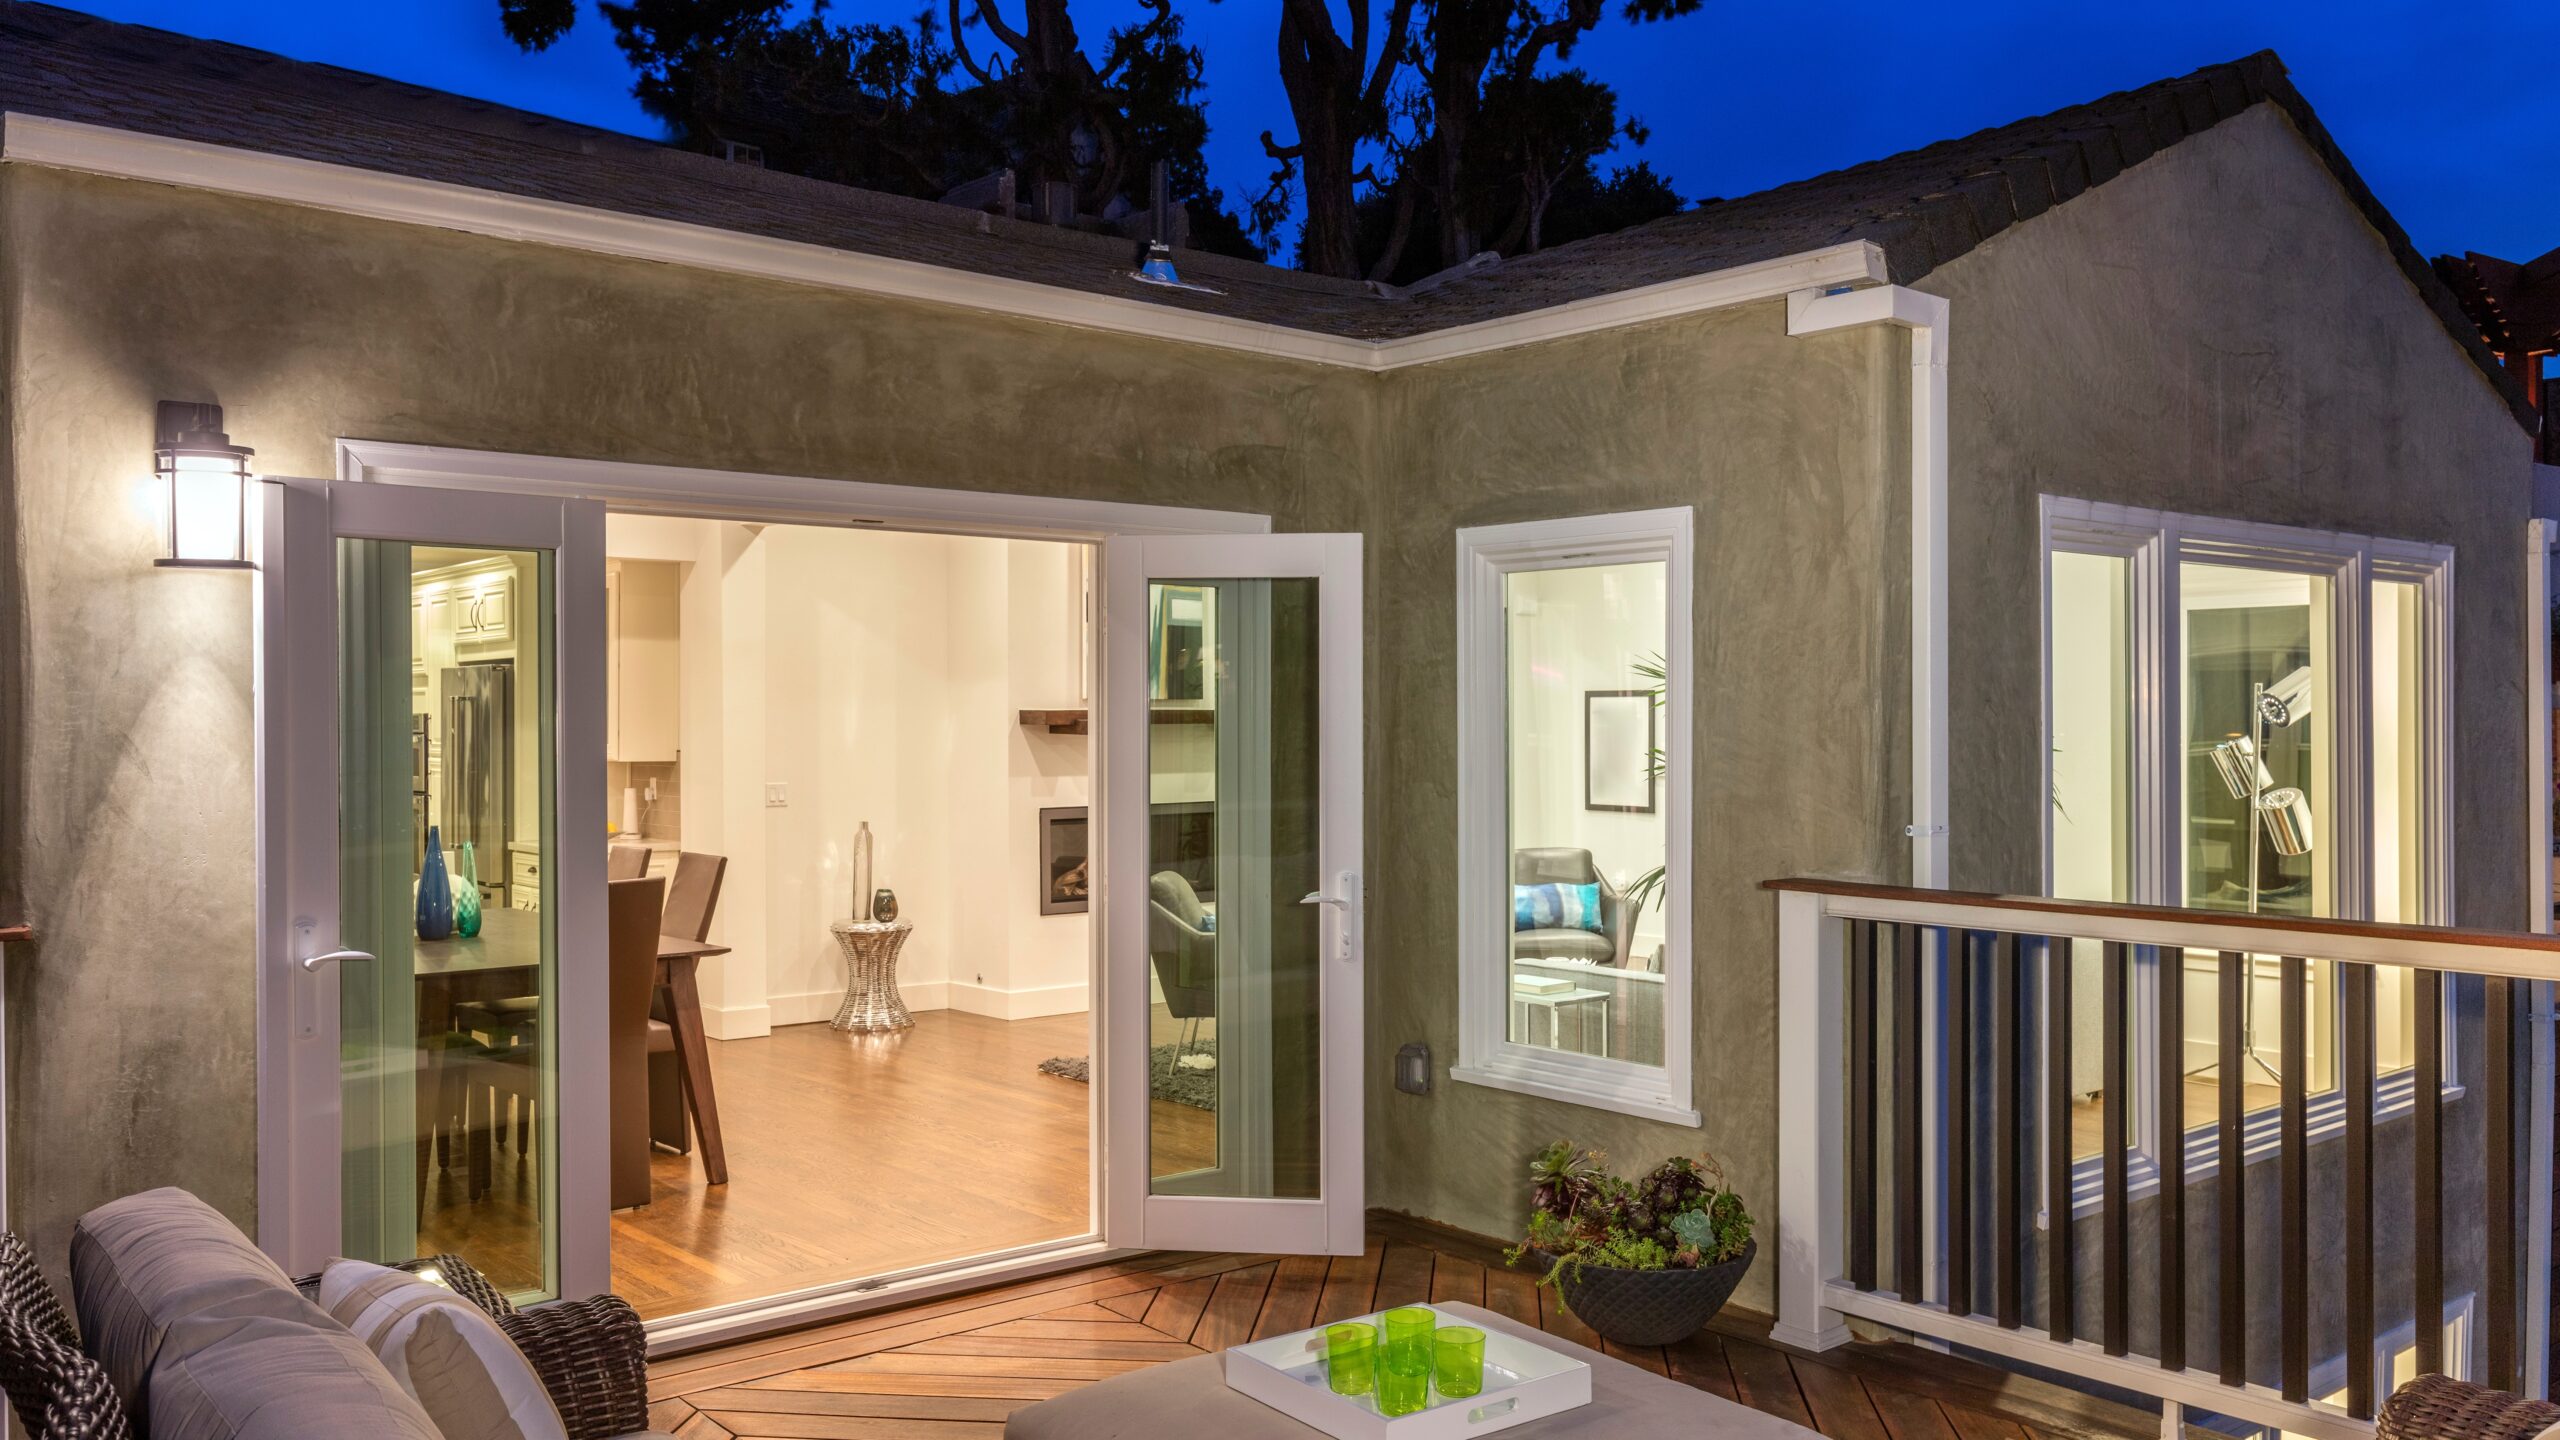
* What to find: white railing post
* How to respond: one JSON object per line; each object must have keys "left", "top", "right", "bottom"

{"left": 1773, "top": 888, "right": 1849, "bottom": 1351}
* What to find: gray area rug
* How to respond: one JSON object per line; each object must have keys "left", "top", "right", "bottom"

{"left": 1039, "top": 1041, "right": 1218, "bottom": 1111}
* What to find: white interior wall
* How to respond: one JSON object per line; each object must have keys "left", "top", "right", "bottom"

{"left": 1504, "top": 562, "right": 1669, "bottom": 953}
{"left": 603, "top": 514, "right": 1091, "bottom": 1038}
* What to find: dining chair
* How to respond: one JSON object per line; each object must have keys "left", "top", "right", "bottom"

{"left": 649, "top": 853, "right": 728, "bottom": 1152}
{"left": 607, "top": 844, "right": 650, "bottom": 881}
{"left": 606, "top": 875, "right": 667, "bottom": 1210}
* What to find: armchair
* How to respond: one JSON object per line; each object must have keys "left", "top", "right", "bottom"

{"left": 1149, "top": 870, "right": 1216, "bottom": 1062}
{"left": 1510, "top": 847, "right": 1634, "bottom": 969}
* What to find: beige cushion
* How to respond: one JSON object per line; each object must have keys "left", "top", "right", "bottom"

{"left": 322, "top": 1260, "right": 569, "bottom": 1440}
{"left": 146, "top": 1306, "right": 443, "bottom": 1440}
{"left": 1002, "top": 1302, "right": 1822, "bottom": 1440}
{"left": 69, "top": 1187, "right": 305, "bottom": 1427}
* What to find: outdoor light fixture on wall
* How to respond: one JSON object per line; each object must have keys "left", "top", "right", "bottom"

{"left": 153, "top": 400, "right": 254, "bottom": 568}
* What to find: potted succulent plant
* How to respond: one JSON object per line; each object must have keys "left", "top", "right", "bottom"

{"left": 1504, "top": 1141, "right": 1756, "bottom": 1347}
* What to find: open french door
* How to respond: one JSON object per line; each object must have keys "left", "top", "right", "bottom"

{"left": 255, "top": 475, "right": 607, "bottom": 1300}
{"left": 1101, "top": 533, "right": 1364, "bottom": 1255}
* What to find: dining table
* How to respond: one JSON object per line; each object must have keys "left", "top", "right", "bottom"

{"left": 416, "top": 906, "right": 734, "bottom": 1188}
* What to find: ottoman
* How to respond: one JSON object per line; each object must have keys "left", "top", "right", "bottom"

{"left": 1002, "top": 1302, "right": 1822, "bottom": 1439}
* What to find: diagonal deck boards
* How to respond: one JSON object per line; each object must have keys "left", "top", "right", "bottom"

{"left": 653, "top": 1230, "right": 2174, "bottom": 1440}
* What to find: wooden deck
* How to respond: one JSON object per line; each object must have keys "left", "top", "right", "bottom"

{"left": 643, "top": 1221, "right": 2174, "bottom": 1440}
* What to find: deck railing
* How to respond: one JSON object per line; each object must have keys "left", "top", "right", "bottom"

{"left": 1768, "top": 879, "right": 2558, "bottom": 1440}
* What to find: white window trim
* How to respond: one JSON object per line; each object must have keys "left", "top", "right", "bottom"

{"left": 1451, "top": 508, "right": 1698, "bottom": 1126}
{"left": 2039, "top": 497, "right": 2456, "bottom": 1216}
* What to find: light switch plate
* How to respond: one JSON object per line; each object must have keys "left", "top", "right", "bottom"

{"left": 764, "top": 783, "right": 788, "bottom": 807}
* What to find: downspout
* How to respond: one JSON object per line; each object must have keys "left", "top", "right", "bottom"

{"left": 1788, "top": 285, "right": 1952, "bottom": 889}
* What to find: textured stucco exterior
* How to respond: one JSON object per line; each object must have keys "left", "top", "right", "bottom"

{"left": 0, "top": 88, "right": 2538, "bottom": 1348}
{"left": 1364, "top": 304, "right": 1910, "bottom": 1311}
{"left": 1921, "top": 101, "right": 2535, "bottom": 920}
{"left": 1913, "top": 102, "right": 2530, "bottom": 1374}
{"left": 0, "top": 163, "right": 1373, "bottom": 1266}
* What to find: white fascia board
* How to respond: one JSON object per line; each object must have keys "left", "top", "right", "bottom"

{"left": 3, "top": 111, "right": 1886, "bottom": 372}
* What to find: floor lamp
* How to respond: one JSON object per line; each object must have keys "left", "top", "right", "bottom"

{"left": 2207, "top": 665, "right": 2317, "bottom": 1086}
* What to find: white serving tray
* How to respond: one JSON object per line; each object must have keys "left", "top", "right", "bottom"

{"left": 1223, "top": 1304, "right": 1592, "bottom": 1439}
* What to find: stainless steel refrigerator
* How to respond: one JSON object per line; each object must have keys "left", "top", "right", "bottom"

{"left": 440, "top": 662, "right": 512, "bottom": 908}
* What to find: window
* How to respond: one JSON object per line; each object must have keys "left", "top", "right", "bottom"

{"left": 2043, "top": 500, "right": 2451, "bottom": 1183}
{"left": 1452, "top": 509, "right": 1696, "bottom": 1125}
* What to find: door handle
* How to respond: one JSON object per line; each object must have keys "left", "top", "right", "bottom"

{"left": 1298, "top": 872, "right": 1361, "bottom": 963}
{"left": 300, "top": 948, "right": 375, "bottom": 972}
{"left": 1298, "top": 892, "right": 1349, "bottom": 909}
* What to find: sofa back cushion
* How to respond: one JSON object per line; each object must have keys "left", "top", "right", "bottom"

{"left": 145, "top": 1309, "right": 441, "bottom": 1440}
{"left": 70, "top": 1189, "right": 298, "bottom": 1425}
{"left": 69, "top": 1189, "right": 438, "bottom": 1440}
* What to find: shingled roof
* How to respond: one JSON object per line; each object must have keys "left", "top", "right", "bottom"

{"left": 0, "top": 1, "right": 2529, "bottom": 423}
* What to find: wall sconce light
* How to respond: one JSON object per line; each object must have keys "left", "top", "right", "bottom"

{"left": 154, "top": 400, "right": 254, "bottom": 568}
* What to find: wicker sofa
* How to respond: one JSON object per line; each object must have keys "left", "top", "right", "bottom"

{"left": 2377, "top": 1373, "right": 2560, "bottom": 1440}
{"left": 0, "top": 1187, "right": 663, "bottom": 1440}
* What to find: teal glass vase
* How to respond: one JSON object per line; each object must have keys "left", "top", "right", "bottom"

{"left": 454, "top": 841, "right": 483, "bottom": 938}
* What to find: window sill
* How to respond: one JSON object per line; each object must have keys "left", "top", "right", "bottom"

{"left": 1449, "top": 1063, "right": 1702, "bottom": 1128}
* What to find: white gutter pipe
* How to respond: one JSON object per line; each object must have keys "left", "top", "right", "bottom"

{"left": 1789, "top": 285, "right": 1952, "bottom": 889}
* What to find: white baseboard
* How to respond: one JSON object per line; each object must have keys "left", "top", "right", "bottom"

{"left": 948, "top": 980, "right": 1090, "bottom": 1021}
{"left": 701, "top": 1002, "right": 771, "bottom": 1041}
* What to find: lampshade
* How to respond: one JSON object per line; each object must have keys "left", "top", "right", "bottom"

{"left": 2258, "top": 786, "right": 2315, "bottom": 856}
{"left": 2256, "top": 666, "right": 2316, "bottom": 728}
{"left": 2208, "top": 736, "right": 2271, "bottom": 800}
{"left": 153, "top": 401, "right": 253, "bottom": 568}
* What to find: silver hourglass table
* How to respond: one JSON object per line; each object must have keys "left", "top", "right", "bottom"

{"left": 829, "top": 919, "right": 915, "bottom": 1032}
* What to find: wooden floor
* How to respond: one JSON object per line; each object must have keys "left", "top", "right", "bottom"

{"left": 643, "top": 1222, "right": 2178, "bottom": 1440}
{"left": 2069, "top": 1071, "right": 2278, "bottom": 1158}
{"left": 425, "top": 1006, "right": 1216, "bottom": 1318}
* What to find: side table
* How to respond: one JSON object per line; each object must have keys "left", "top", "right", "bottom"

{"left": 830, "top": 919, "right": 916, "bottom": 1032}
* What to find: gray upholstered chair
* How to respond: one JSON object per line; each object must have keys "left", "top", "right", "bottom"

{"left": 1148, "top": 871, "right": 1217, "bottom": 1062}
{"left": 1510, "top": 847, "right": 1634, "bottom": 969}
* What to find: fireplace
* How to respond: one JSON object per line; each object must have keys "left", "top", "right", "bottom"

{"left": 1039, "top": 806, "right": 1089, "bottom": 915}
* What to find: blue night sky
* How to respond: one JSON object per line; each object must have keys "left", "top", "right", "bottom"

{"left": 65, "top": 0, "right": 2560, "bottom": 266}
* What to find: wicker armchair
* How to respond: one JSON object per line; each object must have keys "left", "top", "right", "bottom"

{"left": 295, "top": 1254, "right": 650, "bottom": 1440}
{"left": 2379, "top": 1373, "right": 2560, "bottom": 1440}
{"left": 0, "top": 1234, "right": 129, "bottom": 1440}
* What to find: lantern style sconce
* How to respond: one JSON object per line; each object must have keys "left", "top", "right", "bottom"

{"left": 153, "top": 400, "right": 254, "bottom": 568}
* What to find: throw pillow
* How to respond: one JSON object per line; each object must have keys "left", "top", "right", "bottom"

{"left": 319, "top": 1262, "right": 567, "bottom": 1440}
{"left": 1512, "top": 882, "right": 1604, "bottom": 933}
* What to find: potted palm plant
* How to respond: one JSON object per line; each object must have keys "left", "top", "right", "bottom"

{"left": 1505, "top": 1142, "right": 1756, "bottom": 1347}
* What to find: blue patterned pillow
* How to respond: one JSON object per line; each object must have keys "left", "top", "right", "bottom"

{"left": 1513, "top": 882, "right": 1604, "bottom": 933}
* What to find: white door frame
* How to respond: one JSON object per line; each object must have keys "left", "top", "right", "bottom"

{"left": 255, "top": 475, "right": 609, "bottom": 1293}
{"left": 1100, "top": 532, "right": 1366, "bottom": 1256}
{"left": 320, "top": 441, "right": 1298, "bottom": 1344}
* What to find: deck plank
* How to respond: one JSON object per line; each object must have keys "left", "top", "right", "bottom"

{"left": 655, "top": 1227, "right": 2183, "bottom": 1440}
{"left": 1311, "top": 1239, "right": 1386, "bottom": 1325}
{"left": 1724, "top": 1335, "right": 1818, "bottom": 1429}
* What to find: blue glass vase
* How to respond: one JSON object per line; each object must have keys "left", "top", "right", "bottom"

{"left": 453, "top": 841, "right": 483, "bottom": 938}
{"left": 417, "top": 825, "right": 455, "bottom": 941}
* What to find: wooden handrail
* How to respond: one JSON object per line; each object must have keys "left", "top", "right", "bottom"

{"left": 1764, "top": 876, "right": 2560, "bottom": 958}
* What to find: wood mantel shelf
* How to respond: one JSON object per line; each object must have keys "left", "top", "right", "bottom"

{"left": 0, "top": 924, "right": 30, "bottom": 944}
{"left": 1017, "top": 708, "right": 1216, "bottom": 736}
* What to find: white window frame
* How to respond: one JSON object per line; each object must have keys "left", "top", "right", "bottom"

{"left": 1451, "top": 508, "right": 1697, "bottom": 1126}
{"left": 2040, "top": 497, "right": 2455, "bottom": 1212}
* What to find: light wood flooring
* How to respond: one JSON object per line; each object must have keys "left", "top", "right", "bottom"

{"left": 424, "top": 1007, "right": 1216, "bottom": 1318}
{"left": 2068, "top": 1071, "right": 2279, "bottom": 1159}
{"left": 643, "top": 1219, "right": 2185, "bottom": 1440}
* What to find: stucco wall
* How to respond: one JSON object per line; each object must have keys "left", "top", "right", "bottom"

{"left": 0, "top": 164, "right": 1372, "bottom": 1265}
{"left": 1365, "top": 302, "right": 1910, "bottom": 1308}
{"left": 1921, "top": 101, "right": 2536, "bottom": 920}
{"left": 1917, "top": 101, "right": 2530, "bottom": 1374}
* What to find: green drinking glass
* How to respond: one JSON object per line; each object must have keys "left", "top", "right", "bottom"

{"left": 1377, "top": 1360, "right": 1430, "bottom": 1416}
{"left": 1381, "top": 1306, "right": 1436, "bottom": 1376}
{"left": 1432, "top": 1325, "right": 1486, "bottom": 1398}
{"left": 1324, "top": 1322, "right": 1376, "bottom": 1397}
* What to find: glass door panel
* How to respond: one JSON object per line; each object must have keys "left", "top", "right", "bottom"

{"left": 1104, "top": 533, "right": 1361, "bottom": 1256}
{"left": 259, "top": 477, "right": 603, "bottom": 1298}
{"left": 338, "top": 540, "right": 556, "bottom": 1294}
{"left": 1144, "top": 578, "right": 1322, "bottom": 1200}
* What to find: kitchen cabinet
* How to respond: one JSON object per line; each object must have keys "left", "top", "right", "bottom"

{"left": 606, "top": 559, "right": 679, "bottom": 762}
{"left": 453, "top": 572, "right": 513, "bottom": 651}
